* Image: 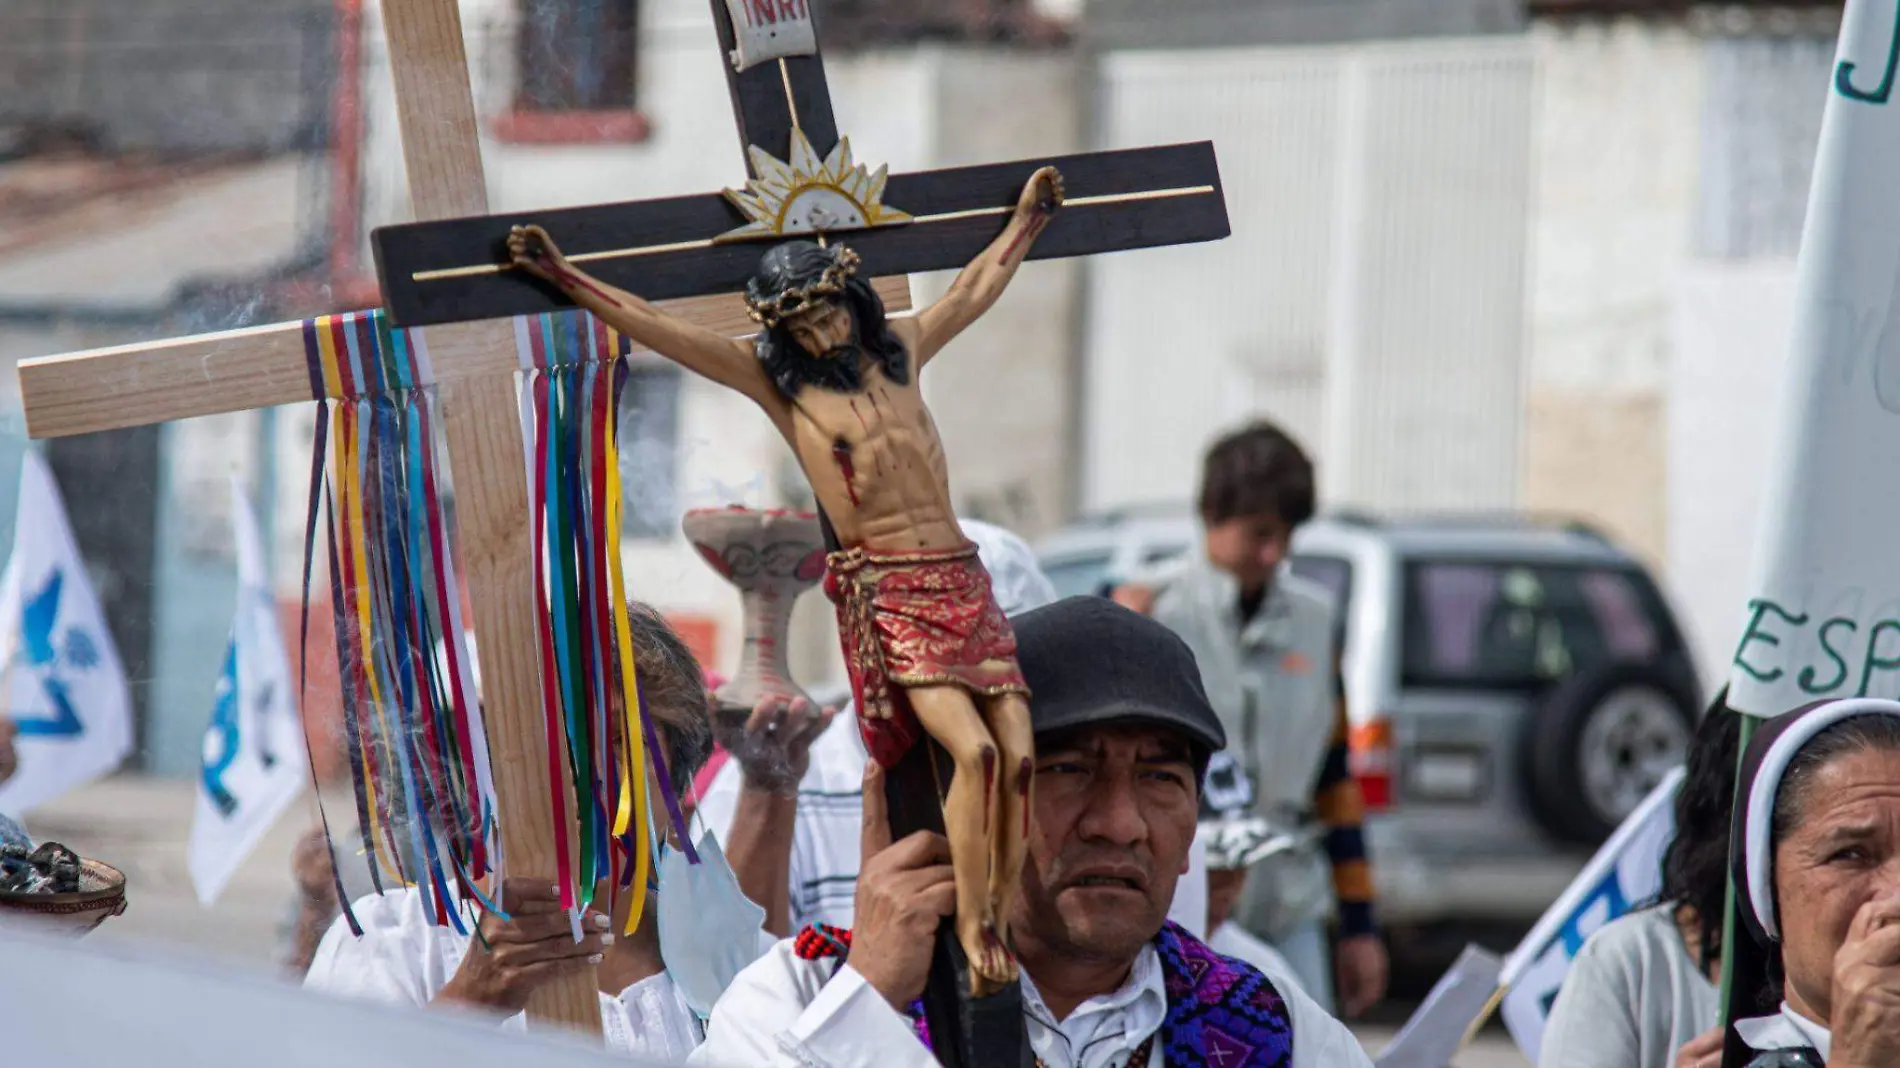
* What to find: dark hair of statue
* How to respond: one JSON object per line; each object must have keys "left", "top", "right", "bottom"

{"left": 1653, "top": 690, "right": 1744, "bottom": 971}
{"left": 748, "top": 241, "right": 909, "bottom": 397}
{"left": 1198, "top": 419, "right": 1317, "bottom": 528}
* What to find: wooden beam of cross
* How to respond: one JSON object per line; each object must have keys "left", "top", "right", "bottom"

{"left": 5, "top": 0, "right": 914, "bottom": 1038}
{"left": 367, "top": 10, "right": 1226, "bottom": 329}
{"left": 366, "top": 4, "right": 1228, "bottom": 1066}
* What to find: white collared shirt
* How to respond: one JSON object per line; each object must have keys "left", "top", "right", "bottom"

{"left": 303, "top": 887, "right": 705, "bottom": 1063}
{"left": 1735, "top": 1003, "right": 1831, "bottom": 1060}
{"left": 687, "top": 934, "right": 1373, "bottom": 1068}
{"left": 1020, "top": 944, "right": 1168, "bottom": 1068}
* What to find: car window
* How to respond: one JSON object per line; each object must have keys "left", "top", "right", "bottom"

{"left": 1400, "top": 560, "right": 1678, "bottom": 689}
{"left": 1288, "top": 554, "right": 1352, "bottom": 614}
{"left": 1288, "top": 553, "right": 1353, "bottom": 657}
{"left": 1042, "top": 554, "right": 1112, "bottom": 599}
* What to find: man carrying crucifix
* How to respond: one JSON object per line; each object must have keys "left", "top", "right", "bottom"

{"left": 506, "top": 164, "right": 1066, "bottom": 995}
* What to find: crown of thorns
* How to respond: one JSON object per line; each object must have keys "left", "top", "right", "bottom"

{"left": 744, "top": 247, "right": 861, "bottom": 328}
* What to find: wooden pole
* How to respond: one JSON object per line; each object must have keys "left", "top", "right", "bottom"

{"left": 377, "top": 0, "right": 599, "bottom": 1033}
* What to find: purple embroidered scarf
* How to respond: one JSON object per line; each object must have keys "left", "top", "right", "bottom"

{"left": 796, "top": 921, "right": 1295, "bottom": 1066}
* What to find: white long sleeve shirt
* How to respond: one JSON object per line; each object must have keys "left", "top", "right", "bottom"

{"left": 303, "top": 887, "right": 705, "bottom": 1062}
{"left": 689, "top": 935, "right": 1372, "bottom": 1068}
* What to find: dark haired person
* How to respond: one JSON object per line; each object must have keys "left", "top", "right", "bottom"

{"left": 1720, "top": 697, "right": 1900, "bottom": 1066}
{"left": 1540, "top": 696, "right": 1743, "bottom": 1068}
{"left": 1115, "top": 420, "right": 1384, "bottom": 1016}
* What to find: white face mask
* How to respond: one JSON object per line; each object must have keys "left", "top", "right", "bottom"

{"left": 657, "top": 830, "right": 768, "bottom": 1017}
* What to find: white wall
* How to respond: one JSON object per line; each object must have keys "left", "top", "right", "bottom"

{"left": 1527, "top": 20, "right": 1704, "bottom": 397}
{"left": 1667, "top": 262, "right": 1797, "bottom": 692}
{"left": 1084, "top": 37, "right": 1533, "bottom": 515}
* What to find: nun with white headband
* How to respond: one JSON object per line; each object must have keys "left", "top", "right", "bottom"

{"left": 1720, "top": 697, "right": 1900, "bottom": 1068}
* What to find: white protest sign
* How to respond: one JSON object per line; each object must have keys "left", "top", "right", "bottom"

{"left": 1498, "top": 767, "right": 1682, "bottom": 1059}
{"left": 722, "top": 0, "right": 818, "bottom": 73}
{"left": 188, "top": 479, "right": 305, "bottom": 905}
{"left": 0, "top": 451, "right": 132, "bottom": 816}
{"left": 1729, "top": 2, "right": 1900, "bottom": 715}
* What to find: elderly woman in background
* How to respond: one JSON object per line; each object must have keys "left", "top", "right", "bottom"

{"left": 1720, "top": 697, "right": 1900, "bottom": 1067}
{"left": 1541, "top": 695, "right": 1741, "bottom": 1068}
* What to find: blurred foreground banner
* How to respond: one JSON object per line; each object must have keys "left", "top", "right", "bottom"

{"left": 1729, "top": 1, "right": 1900, "bottom": 715}
{"left": 0, "top": 919, "right": 653, "bottom": 1068}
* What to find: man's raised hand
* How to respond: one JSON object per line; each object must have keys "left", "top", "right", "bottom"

{"left": 846, "top": 761, "right": 956, "bottom": 1010}
{"left": 434, "top": 878, "right": 606, "bottom": 1015}
{"left": 722, "top": 695, "right": 837, "bottom": 795}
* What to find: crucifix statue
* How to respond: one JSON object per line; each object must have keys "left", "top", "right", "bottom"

{"left": 368, "top": 1, "right": 1228, "bottom": 1060}
{"left": 505, "top": 160, "right": 1064, "bottom": 992}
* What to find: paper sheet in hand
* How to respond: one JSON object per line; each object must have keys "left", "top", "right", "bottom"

{"left": 1374, "top": 945, "right": 1504, "bottom": 1068}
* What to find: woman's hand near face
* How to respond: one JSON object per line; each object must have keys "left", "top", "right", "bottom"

{"left": 1829, "top": 892, "right": 1900, "bottom": 1068}
{"left": 1672, "top": 1027, "right": 1722, "bottom": 1068}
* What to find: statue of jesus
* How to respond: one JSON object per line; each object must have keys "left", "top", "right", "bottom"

{"left": 507, "top": 165, "right": 1065, "bottom": 994}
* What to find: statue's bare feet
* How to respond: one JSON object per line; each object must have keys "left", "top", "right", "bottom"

{"left": 506, "top": 224, "right": 562, "bottom": 283}
{"left": 961, "top": 914, "right": 1018, "bottom": 996}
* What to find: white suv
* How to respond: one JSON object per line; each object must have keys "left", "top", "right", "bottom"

{"left": 1036, "top": 510, "right": 1702, "bottom": 929}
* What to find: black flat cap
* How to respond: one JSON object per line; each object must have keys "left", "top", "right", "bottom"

{"left": 1010, "top": 597, "right": 1226, "bottom": 755}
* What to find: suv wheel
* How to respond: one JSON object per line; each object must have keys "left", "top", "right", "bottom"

{"left": 1523, "top": 662, "right": 1696, "bottom": 845}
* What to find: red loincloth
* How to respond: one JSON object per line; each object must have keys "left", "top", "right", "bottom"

{"left": 824, "top": 543, "right": 1030, "bottom": 768}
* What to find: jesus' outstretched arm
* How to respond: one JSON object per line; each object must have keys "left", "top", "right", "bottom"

{"left": 507, "top": 226, "right": 781, "bottom": 410}
{"left": 912, "top": 165, "right": 1065, "bottom": 366}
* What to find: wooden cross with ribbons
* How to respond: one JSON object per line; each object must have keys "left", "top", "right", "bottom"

{"left": 368, "top": 4, "right": 1228, "bottom": 1065}
{"left": 12, "top": 0, "right": 878, "bottom": 1037}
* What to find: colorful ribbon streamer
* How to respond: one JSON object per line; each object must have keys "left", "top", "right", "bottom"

{"left": 516, "top": 310, "right": 699, "bottom": 938}
{"left": 299, "top": 311, "right": 501, "bottom": 934}
{"left": 297, "top": 305, "right": 701, "bottom": 945}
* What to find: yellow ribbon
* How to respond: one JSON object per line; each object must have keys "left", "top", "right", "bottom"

{"left": 603, "top": 377, "right": 650, "bottom": 937}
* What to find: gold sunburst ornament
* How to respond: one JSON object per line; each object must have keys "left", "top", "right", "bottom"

{"left": 719, "top": 129, "right": 912, "bottom": 242}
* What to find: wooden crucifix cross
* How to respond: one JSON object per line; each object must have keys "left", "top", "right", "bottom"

{"left": 14, "top": 0, "right": 913, "bottom": 1038}
{"left": 367, "top": 3, "right": 1228, "bottom": 1064}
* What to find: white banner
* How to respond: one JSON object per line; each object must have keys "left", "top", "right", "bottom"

{"left": 722, "top": 0, "right": 817, "bottom": 72}
{"left": 0, "top": 452, "right": 132, "bottom": 816}
{"left": 1728, "top": 2, "right": 1900, "bottom": 715}
{"left": 1498, "top": 766, "right": 1683, "bottom": 1059}
{"left": 187, "top": 479, "right": 304, "bottom": 905}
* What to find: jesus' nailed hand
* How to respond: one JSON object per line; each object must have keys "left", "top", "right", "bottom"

{"left": 507, "top": 166, "right": 1064, "bottom": 995}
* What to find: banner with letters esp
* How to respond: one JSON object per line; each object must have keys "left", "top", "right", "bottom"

{"left": 1730, "top": 0, "right": 1900, "bottom": 716}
